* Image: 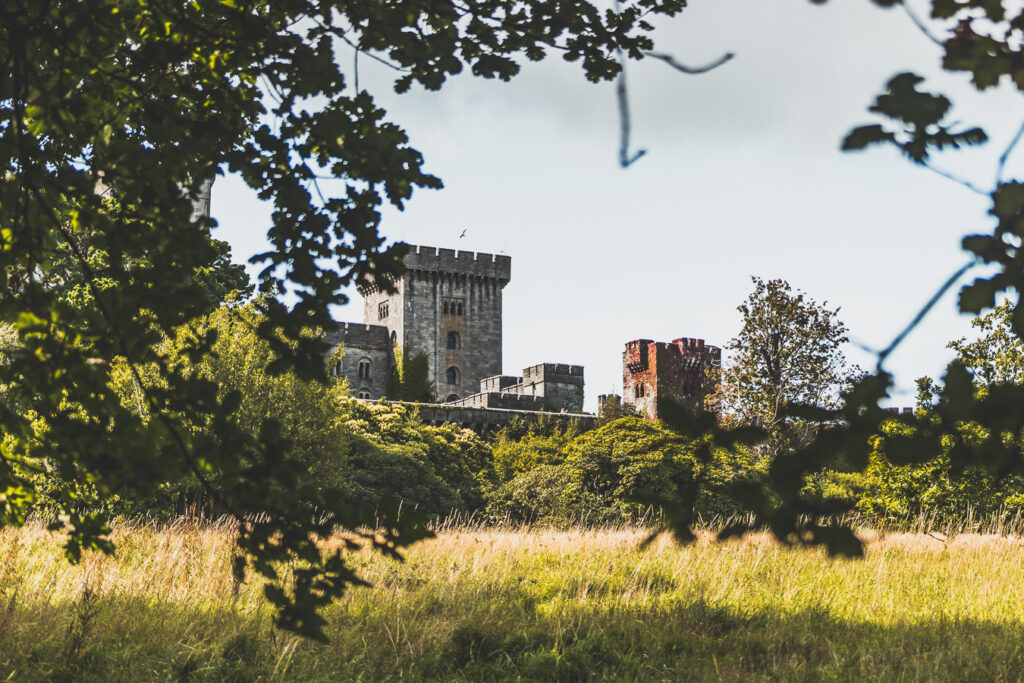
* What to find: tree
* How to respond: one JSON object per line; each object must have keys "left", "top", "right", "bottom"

{"left": 1, "top": 0, "right": 692, "bottom": 638}
{"left": 947, "top": 300, "right": 1024, "bottom": 387}
{"left": 718, "top": 277, "right": 855, "bottom": 458}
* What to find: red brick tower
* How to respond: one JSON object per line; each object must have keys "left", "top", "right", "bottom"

{"left": 622, "top": 337, "right": 721, "bottom": 421}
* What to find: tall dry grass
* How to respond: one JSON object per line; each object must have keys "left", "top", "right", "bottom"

{"left": 3, "top": 517, "right": 1024, "bottom": 680}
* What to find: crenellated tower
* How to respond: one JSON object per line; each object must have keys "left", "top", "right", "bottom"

{"left": 622, "top": 337, "right": 721, "bottom": 420}
{"left": 360, "top": 245, "right": 511, "bottom": 401}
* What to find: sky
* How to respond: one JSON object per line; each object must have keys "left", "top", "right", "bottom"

{"left": 210, "top": 0, "right": 1024, "bottom": 412}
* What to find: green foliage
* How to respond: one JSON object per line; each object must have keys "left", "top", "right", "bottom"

{"left": 491, "top": 422, "right": 576, "bottom": 482}
{"left": 338, "top": 399, "right": 494, "bottom": 514}
{"left": 842, "top": 73, "right": 987, "bottom": 164}
{"left": 947, "top": 299, "right": 1024, "bottom": 386}
{"left": 108, "top": 299, "right": 355, "bottom": 506}
{"left": 488, "top": 417, "right": 752, "bottom": 526}
{"left": 596, "top": 393, "right": 641, "bottom": 425}
{"left": 390, "top": 346, "right": 436, "bottom": 402}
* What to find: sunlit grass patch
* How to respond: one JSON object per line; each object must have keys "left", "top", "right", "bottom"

{"left": 3, "top": 519, "right": 1024, "bottom": 680}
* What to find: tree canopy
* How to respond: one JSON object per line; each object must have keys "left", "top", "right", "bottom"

{"left": 718, "top": 277, "right": 854, "bottom": 458}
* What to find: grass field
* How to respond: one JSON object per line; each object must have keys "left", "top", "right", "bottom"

{"left": 2, "top": 519, "right": 1024, "bottom": 681}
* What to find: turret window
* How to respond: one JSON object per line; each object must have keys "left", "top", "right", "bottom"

{"left": 446, "top": 366, "right": 460, "bottom": 385}
{"left": 443, "top": 299, "right": 464, "bottom": 316}
{"left": 446, "top": 331, "right": 460, "bottom": 349}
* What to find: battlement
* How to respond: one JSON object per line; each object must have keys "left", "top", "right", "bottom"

{"left": 401, "top": 243, "right": 512, "bottom": 282}
{"left": 640, "top": 338, "right": 722, "bottom": 364}
{"left": 325, "top": 322, "right": 391, "bottom": 350}
{"left": 444, "top": 392, "right": 546, "bottom": 411}
{"left": 522, "top": 363, "right": 585, "bottom": 383}
{"left": 480, "top": 375, "right": 521, "bottom": 393}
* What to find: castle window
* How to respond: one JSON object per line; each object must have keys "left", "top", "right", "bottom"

{"left": 391, "top": 330, "right": 397, "bottom": 347}
{"left": 357, "top": 389, "right": 372, "bottom": 399}
{"left": 446, "top": 394, "right": 459, "bottom": 402}
{"left": 358, "top": 358, "right": 371, "bottom": 379}
{"left": 443, "top": 298, "right": 464, "bottom": 316}
{"left": 446, "top": 331, "right": 460, "bottom": 349}
{"left": 634, "top": 384, "right": 646, "bottom": 398}
{"left": 378, "top": 301, "right": 389, "bottom": 320}
{"left": 446, "top": 366, "right": 460, "bottom": 385}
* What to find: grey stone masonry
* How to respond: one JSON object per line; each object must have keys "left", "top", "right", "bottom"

{"left": 442, "top": 362, "right": 585, "bottom": 413}
{"left": 444, "top": 392, "right": 546, "bottom": 411}
{"left": 407, "top": 402, "right": 597, "bottom": 435}
{"left": 361, "top": 244, "right": 511, "bottom": 402}
{"left": 325, "top": 323, "right": 392, "bottom": 400}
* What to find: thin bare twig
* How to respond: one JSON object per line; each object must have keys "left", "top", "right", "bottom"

{"left": 900, "top": 0, "right": 946, "bottom": 47}
{"left": 922, "top": 162, "right": 990, "bottom": 196}
{"left": 643, "top": 50, "right": 734, "bottom": 74}
{"left": 876, "top": 259, "right": 976, "bottom": 370}
{"left": 616, "top": 57, "right": 646, "bottom": 168}
{"left": 996, "top": 118, "right": 1024, "bottom": 185}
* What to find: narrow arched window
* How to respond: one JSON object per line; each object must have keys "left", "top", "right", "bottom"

{"left": 446, "top": 366, "right": 460, "bottom": 385}
{"left": 390, "top": 330, "right": 397, "bottom": 347}
{"left": 457, "top": 302, "right": 464, "bottom": 316}
{"left": 443, "top": 301, "right": 449, "bottom": 315}
{"left": 335, "top": 360, "right": 342, "bottom": 376}
{"left": 358, "top": 358, "right": 371, "bottom": 379}
{"left": 446, "top": 331, "right": 460, "bottom": 349}
{"left": 446, "top": 394, "right": 459, "bottom": 402}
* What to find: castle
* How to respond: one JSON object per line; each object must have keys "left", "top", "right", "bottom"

{"left": 328, "top": 243, "right": 721, "bottom": 431}
{"left": 328, "top": 245, "right": 586, "bottom": 420}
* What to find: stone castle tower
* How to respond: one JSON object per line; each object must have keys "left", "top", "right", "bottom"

{"left": 331, "top": 245, "right": 511, "bottom": 401}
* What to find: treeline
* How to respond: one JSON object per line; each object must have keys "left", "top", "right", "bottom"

{"left": 16, "top": 287, "right": 1024, "bottom": 530}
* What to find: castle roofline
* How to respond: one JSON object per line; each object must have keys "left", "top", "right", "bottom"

{"left": 399, "top": 243, "right": 511, "bottom": 282}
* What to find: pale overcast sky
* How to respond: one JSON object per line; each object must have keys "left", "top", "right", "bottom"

{"left": 211, "top": 0, "right": 1024, "bottom": 411}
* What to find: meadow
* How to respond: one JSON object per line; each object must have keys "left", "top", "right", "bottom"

{"left": 2, "top": 518, "right": 1024, "bottom": 681}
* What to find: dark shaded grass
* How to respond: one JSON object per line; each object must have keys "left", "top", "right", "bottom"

{"left": 2, "top": 595, "right": 1024, "bottom": 681}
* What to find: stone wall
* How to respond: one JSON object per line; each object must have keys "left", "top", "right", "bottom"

{"left": 406, "top": 402, "right": 597, "bottom": 435}
{"left": 325, "top": 323, "right": 392, "bottom": 399}
{"left": 444, "top": 391, "right": 546, "bottom": 411}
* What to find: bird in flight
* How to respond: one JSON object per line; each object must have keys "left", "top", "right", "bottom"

{"left": 459, "top": 229, "right": 467, "bottom": 239}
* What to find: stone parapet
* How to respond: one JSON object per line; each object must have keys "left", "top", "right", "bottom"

{"left": 402, "top": 244, "right": 511, "bottom": 282}
{"left": 325, "top": 322, "right": 392, "bottom": 350}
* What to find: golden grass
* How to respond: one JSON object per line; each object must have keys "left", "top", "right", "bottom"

{"left": 3, "top": 520, "right": 1024, "bottom": 680}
